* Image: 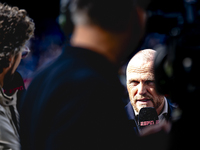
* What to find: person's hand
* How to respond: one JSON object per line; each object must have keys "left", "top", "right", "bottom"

{"left": 140, "top": 120, "right": 171, "bottom": 137}
{"left": 137, "top": 121, "right": 171, "bottom": 150}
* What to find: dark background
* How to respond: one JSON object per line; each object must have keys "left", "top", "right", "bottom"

{"left": 0, "top": 0, "right": 65, "bottom": 87}
{"left": 0, "top": 0, "right": 191, "bottom": 88}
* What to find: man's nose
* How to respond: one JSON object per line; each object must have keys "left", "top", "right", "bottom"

{"left": 137, "top": 83, "right": 147, "bottom": 95}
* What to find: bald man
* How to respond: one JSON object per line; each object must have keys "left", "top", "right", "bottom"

{"left": 125, "top": 49, "right": 176, "bottom": 134}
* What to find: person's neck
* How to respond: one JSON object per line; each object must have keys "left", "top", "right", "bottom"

{"left": 70, "top": 25, "right": 127, "bottom": 67}
{"left": 0, "top": 67, "right": 10, "bottom": 87}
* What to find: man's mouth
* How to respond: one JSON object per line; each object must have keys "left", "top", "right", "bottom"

{"left": 136, "top": 98, "right": 151, "bottom": 102}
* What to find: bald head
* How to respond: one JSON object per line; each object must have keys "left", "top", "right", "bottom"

{"left": 127, "top": 49, "right": 156, "bottom": 74}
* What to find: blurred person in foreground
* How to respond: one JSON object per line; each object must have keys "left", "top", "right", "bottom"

{"left": 0, "top": 3, "right": 34, "bottom": 150}
{"left": 125, "top": 49, "right": 176, "bottom": 135}
{"left": 19, "top": 0, "right": 150, "bottom": 149}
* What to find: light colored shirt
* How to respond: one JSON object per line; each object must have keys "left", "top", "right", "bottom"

{"left": 158, "top": 97, "right": 168, "bottom": 121}
{"left": 0, "top": 87, "right": 20, "bottom": 150}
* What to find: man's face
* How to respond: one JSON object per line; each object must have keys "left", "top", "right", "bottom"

{"left": 4, "top": 52, "right": 22, "bottom": 85}
{"left": 126, "top": 60, "right": 164, "bottom": 114}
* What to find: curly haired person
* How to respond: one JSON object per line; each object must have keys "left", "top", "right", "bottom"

{"left": 0, "top": 3, "right": 35, "bottom": 150}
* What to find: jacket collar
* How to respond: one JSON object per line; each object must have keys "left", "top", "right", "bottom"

{"left": 125, "top": 98, "right": 176, "bottom": 121}
{"left": 124, "top": 102, "right": 136, "bottom": 120}
{"left": 0, "top": 87, "right": 18, "bottom": 107}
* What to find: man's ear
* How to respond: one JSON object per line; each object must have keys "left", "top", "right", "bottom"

{"left": 7, "top": 57, "right": 12, "bottom": 67}
{"left": 8, "top": 57, "right": 13, "bottom": 61}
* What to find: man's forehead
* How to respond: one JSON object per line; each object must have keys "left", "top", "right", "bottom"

{"left": 127, "top": 71, "right": 154, "bottom": 80}
{"left": 126, "top": 60, "right": 155, "bottom": 80}
{"left": 127, "top": 60, "right": 154, "bottom": 74}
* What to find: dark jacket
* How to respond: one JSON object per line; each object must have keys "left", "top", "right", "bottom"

{"left": 124, "top": 99, "right": 176, "bottom": 134}
{"left": 19, "top": 45, "right": 138, "bottom": 150}
{"left": 3, "top": 71, "right": 26, "bottom": 111}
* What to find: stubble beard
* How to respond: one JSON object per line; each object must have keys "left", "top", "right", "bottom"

{"left": 130, "top": 95, "right": 163, "bottom": 114}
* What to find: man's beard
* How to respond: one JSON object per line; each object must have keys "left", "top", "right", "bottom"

{"left": 130, "top": 94, "right": 162, "bottom": 113}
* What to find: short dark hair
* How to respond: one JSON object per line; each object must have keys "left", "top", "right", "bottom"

{"left": 69, "top": 0, "right": 135, "bottom": 32}
{"left": 0, "top": 3, "right": 35, "bottom": 70}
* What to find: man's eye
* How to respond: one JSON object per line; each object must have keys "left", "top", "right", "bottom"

{"left": 146, "top": 80, "right": 155, "bottom": 86}
{"left": 130, "top": 80, "right": 139, "bottom": 86}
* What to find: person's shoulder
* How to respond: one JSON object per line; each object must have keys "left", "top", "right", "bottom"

{"left": 124, "top": 102, "right": 136, "bottom": 120}
{"left": 166, "top": 98, "right": 177, "bottom": 110}
{"left": 125, "top": 101, "right": 132, "bottom": 110}
{"left": 13, "top": 71, "right": 23, "bottom": 79}
{"left": 27, "top": 45, "right": 117, "bottom": 97}
{"left": 29, "top": 54, "right": 103, "bottom": 94}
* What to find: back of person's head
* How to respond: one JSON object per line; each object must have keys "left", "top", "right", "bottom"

{"left": 0, "top": 3, "right": 35, "bottom": 73}
{"left": 70, "top": 0, "right": 134, "bottom": 32}
{"left": 60, "top": 0, "right": 150, "bottom": 35}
